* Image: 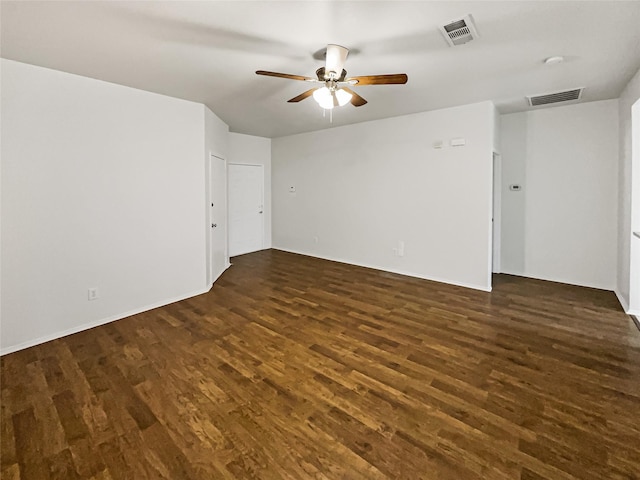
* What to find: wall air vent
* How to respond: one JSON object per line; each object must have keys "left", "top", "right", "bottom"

{"left": 439, "top": 14, "right": 480, "bottom": 46}
{"left": 527, "top": 88, "right": 583, "bottom": 107}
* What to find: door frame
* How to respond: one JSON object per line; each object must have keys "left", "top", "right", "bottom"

{"left": 492, "top": 152, "right": 502, "bottom": 274}
{"left": 629, "top": 99, "right": 640, "bottom": 314}
{"left": 228, "top": 163, "right": 265, "bottom": 256}
{"left": 208, "top": 153, "right": 228, "bottom": 286}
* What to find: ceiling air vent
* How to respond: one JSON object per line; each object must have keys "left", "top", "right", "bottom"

{"left": 439, "top": 14, "right": 479, "bottom": 46}
{"left": 527, "top": 88, "right": 583, "bottom": 107}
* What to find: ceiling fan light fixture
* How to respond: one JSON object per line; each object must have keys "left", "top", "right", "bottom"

{"left": 313, "top": 87, "right": 334, "bottom": 109}
{"left": 313, "top": 87, "right": 353, "bottom": 109}
{"left": 335, "top": 88, "right": 353, "bottom": 106}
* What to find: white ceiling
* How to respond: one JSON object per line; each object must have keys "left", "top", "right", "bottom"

{"left": 2, "top": 1, "right": 640, "bottom": 138}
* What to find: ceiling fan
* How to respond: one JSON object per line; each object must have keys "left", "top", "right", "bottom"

{"left": 256, "top": 44, "right": 408, "bottom": 109}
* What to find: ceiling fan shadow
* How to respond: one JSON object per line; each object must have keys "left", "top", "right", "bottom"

{"left": 355, "top": 30, "right": 446, "bottom": 57}
{"left": 103, "top": 5, "right": 305, "bottom": 59}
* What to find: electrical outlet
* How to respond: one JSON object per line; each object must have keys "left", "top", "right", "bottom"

{"left": 88, "top": 288, "right": 98, "bottom": 301}
{"left": 398, "top": 241, "right": 405, "bottom": 257}
{"left": 313, "top": 236, "right": 319, "bottom": 243}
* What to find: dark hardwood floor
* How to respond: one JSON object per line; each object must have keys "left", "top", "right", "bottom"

{"left": 2, "top": 249, "right": 639, "bottom": 479}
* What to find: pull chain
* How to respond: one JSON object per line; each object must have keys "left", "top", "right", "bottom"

{"left": 321, "top": 108, "right": 334, "bottom": 123}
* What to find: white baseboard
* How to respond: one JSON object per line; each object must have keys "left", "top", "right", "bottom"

{"left": 500, "top": 269, "right": 614, "bottom": 292}
{"left": 0, "top": 285, "right": 213, "bottom": 356}
{"left": 273, "top": 247, "right": 492, "bottom": 292}
{"left": 615, "top": 289, "right": 640, "bottom": 316}
{"left": 616, "top": 289, "right": 630, "bottom": 312}
{"left": 230, "top": 247, "right": 270, "bottom": 258}
{"left": 210, "top": 262, "right": 232, "bottom": 286}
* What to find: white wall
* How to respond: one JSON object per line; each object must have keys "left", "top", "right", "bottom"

{"left": 617, "top": 67, "right": 640, "bottom": 313}
{"left": 500, "top": 100, "right": 619, "bottom": 290}
{"left": 1, "top": 59, "right": 218, "bottom": 354}
{"left": 272, "top": 102, "right": 495, "bottom": 291}
{"left": 228, "top": 133, "right": 272, "bottom": 249}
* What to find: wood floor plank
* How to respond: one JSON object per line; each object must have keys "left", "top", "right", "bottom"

{"left": 47, "top": 448, "right": 81, "bottom": 480}
{"left": 2, "top": 249, "right": 639, "bottom": 479}
{"left": 12, "top": 407, "right": 50, "bottom": 480}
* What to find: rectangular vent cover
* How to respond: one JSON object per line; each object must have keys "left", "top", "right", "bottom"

{"left": 527, "top": 88, "right": 583, "bottom": 106}
{"left": 439, "top": 14, "right": 479, "bottom": 46}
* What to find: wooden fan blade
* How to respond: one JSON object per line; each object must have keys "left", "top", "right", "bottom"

{"left": 346, "top": 74, "right": 408, "bottom": 85}
{"left": 342, "top": 87, "right": 368, "bottom": 107}
{"left": 288, "top": 89, "right": 317, "bottom": 103}
{"left": 256, "top": 70, "right": 315, "bottom": 82}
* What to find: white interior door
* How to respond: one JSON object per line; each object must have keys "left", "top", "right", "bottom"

{"left": 229, "top": 164, "right": 264, "bottom": 257}
{"left": 210, "top": 154, "right": 227, "bottom": 284}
